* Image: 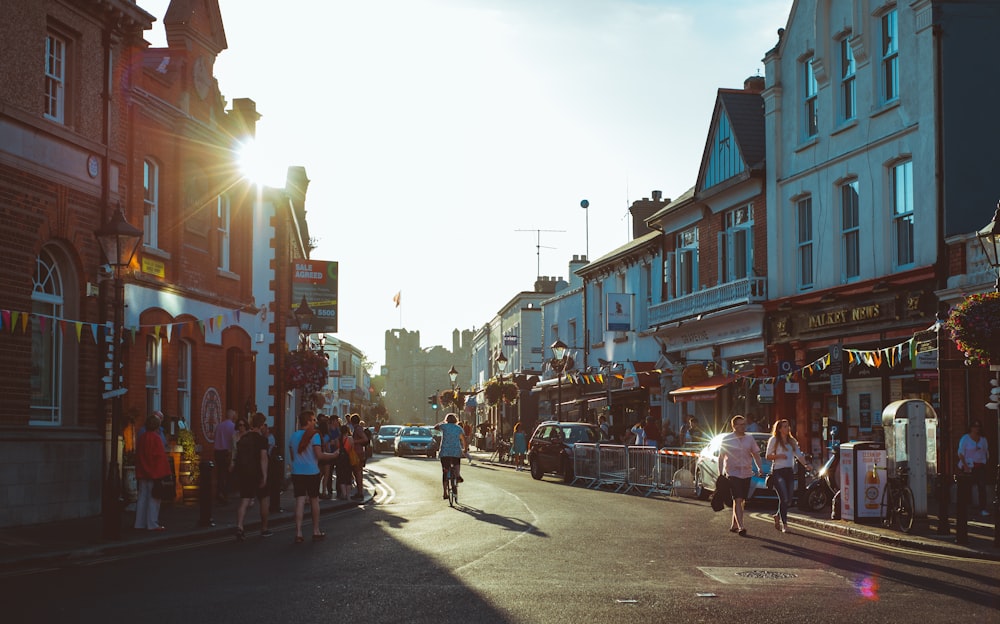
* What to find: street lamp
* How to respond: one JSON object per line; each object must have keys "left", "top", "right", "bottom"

{"left": 496, "top": 351, "right": 508, "bottom": 432}
{"left": 94, "top": 203, "right": 143, "bottom": 540}
{"left": 550, "top": 340, "right": 568, "bottom": 422}
{"left": 448, "top": 365, "right": 459, "bottom": 390}
{"left": 293, "top": 295, "right": 314, "bottom": 349}
{"left": 975, "top": 201, "right": 1000, "bottom": 545}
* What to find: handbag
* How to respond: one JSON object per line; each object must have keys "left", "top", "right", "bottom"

{"left": 152, "top": 474, "right": 176, "bottom": 501}
{"left": 765, "top": 473, "right": 775, "bottom": 489}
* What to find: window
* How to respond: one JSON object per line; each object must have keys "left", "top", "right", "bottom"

{"left": 177, "top": 340, "right": 192, "bottom": 426}
{"left": 804, "top": 57, "right": 818, "bottom": 138}
{"left": 840, "top": 39, "right": 856, "bottom": 121}
{"left": 44, "top": 33, "right": 66, "bottom": 122}
{"left": 145, "top": 336, "right": 162, "bottom": 416}
{"left": 217, "top": 194, "right": 231, "bottom": 271}
{"left": 31, "top": 249, "right": 64, "bottom": 424}
{"left": 721, "top": 204, "right": 753, "bottom": 282}
{"left": 891, "top": 160, "right": 914, "bottom": 267}
{"left": 143, "top": 159, "right": 159, "bottom": 248}
{"left": 881, "top": 9, "right": 899, "bottom": 102}
{"left": 673, "top": 227, "right": 699, "bottom": 297}
{"left": 797, "top": 197, "right": 814, "bottom": 289}
{"left": 841, "top": 181, "right": 860, "bottom": 280}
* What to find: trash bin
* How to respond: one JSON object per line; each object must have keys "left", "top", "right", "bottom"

{"left": 839, "top": 441, "right": 886, "bottom": 522}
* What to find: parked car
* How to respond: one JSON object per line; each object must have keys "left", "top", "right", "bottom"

{"left": 374, "top": 425, "right": 403, "bottom": 453}
{"left": 393, "top": 426, "right": 437, "bottom": 457}
{"left": 527, "top": 421, "right": 600, "bottom": 483}
{"left": 693, "top": 431, "right": 800, "bottom": 502}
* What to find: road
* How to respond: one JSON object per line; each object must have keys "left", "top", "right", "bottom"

{"left": 4, "top": 455, "right": 997, "bottom": 623}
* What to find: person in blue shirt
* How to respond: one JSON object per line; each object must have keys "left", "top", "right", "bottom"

{"left": 436, "top": 413, "right": 467, "bottom": 499}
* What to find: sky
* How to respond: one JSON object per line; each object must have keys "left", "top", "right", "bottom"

{"left": 139, "top": 0, "right": 792, "bottom": 374}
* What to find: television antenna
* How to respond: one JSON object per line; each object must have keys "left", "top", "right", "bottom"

{"left": 515, "top": 228, "right": 565, "bottom": 278}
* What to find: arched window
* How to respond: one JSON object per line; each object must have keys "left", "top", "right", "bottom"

{"left": 31, "top": 245, "right": 79, "bottom": 425}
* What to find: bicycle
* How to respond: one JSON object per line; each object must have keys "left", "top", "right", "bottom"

{"left": 489, "top": 437, "right": 512, "bottom": 464}
{"left": 880, "top": 464, "right": 914, "bottom": 533}
{"left": 444, "top": 460, "right": 459, "bottom": 508}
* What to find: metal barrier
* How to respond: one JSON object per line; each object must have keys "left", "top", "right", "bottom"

{"left": 570, "top": 443, "right": 701, "bottom": 497}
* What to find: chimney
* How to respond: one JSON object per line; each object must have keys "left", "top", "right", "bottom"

{"left": 629, "top": 191, "right": 669, "bottom": 239}
{"left": 230, "top": 98, "right": 261, "bottom": 140}
{"left": 744, "top": 76, "right": 765, "bottom": 93}
{"left": 568, "top": 255, "right": 589, "bottom": 290}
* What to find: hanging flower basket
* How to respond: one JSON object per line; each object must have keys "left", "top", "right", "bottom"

{"left": 945, "top": 291, "right": 1000, "bottom": 366}
{"left": 484, "top": 379, "right": 518, "bottom": 406}
{"left": 285, "top": 349, "right": 329, "bottom": 395}
{"left": 440, "top": 389, "right": 463, "bottom": 409}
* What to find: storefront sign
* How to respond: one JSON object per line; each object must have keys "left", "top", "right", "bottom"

{"left": 758, "top": 383, "right": 774, "bottom": 403}
{"left": 806, "top": 304, "right": 882, "bottom": 331}
{"left": 291, "top": 259, "right": 339, "bottom": 333}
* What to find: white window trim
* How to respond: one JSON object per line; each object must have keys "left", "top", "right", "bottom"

{"left": 891, "top": 160, "right": 914, "bottom": 268}
{"left": 217, "top": 194, "right": 231, "bottom": 271}
{"left": 146, "top": 336, "right": 162, "bottom": 415}
{"left": 881, "top": 9, "right": 899, "bottom": 103}
{"left": 840, "top": 38, "right": 856, "bottom": 122}
{"left": 44, "top": 33, "right": 66, "bottom": 123}
{"left": 30, "top": 249, "right": 63, "bottom": 426}
{"left": 143, "top": 159, "right": 159, "bottom": 249}
{"left": 841, "top": 181, "right": 861, "bottom": 281}
{"left": 797, "top": 197, "right": 814, "bottom": 289}
{"left": 177, "top": 339, "right": 192, "bottom": 425}
{"left": 804, "top": 58, "right": 818, "bottom": 138}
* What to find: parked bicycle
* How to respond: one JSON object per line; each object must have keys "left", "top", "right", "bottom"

{"left": 880, "top": 464, "right": 914, "bottom": 533}
{"left": 490, "top": 437, "right": 512, "bottom": 464}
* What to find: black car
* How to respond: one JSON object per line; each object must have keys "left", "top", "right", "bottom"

{"left": 527, "top": 421, "right": 600, "bottom": 483}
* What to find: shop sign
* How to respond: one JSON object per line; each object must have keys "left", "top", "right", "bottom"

{"left": 806, "top": 304, "right": 883, "bottom": 331}
{"left": 758, "top": 383, "right": 774, "bottom": 403}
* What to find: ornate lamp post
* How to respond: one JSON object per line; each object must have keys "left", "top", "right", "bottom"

{"left": 496, "top": 351, "right": 508, "bottom": 432}
{"left": 448, "top": 365, "right": 459, "bottom": 391}
{"left": 95, "top": 203, "right": 143, "bottom": 540}
{"left": 550, "top": 340, "right": 568, "bottom": 422}
{"left": 293, "top": 295, "right": 314, "bottom": 350}
{"left": 974, "top": 202, "right": 1000, "bottom": 545}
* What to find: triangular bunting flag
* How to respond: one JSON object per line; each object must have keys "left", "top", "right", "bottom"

{"left": 74, "top": 322, "right": 83, "bottom": 342}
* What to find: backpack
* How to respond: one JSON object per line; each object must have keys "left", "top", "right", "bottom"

{"left": 236, "top": 432, "right": 261, "bottom": 476}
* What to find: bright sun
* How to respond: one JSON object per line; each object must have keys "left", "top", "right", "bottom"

{"left": 238, "top": 139, "right": 286, "bottom": 187}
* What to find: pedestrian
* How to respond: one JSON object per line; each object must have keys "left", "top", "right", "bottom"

{"left": 134, "top": 412, "right": 171, "bottom": 531}
{"left": 598, "top": 415, "right": 610, "bottom": 441}
{"left": 629, "top": 419, "right": 646, "bottom": 446}
{"left": 957, "top": 421, "right": 990, "bottom": 517}
{"left": 681, "top": 416, "right": 704, "bottom": 445}
{"left": 214, "top": 408, "right": 236, "bottom": 504}
{"left": 718, "top": 414, "right": 762, "bottom": 536}
{"left": 288, "top": 410, "right": 339, "bottom": 543}
{"left": 662, "top": 420, "right": 678, "bottom": 447}
{"left": 234, "top": 412, "right": 271, "bottom": 541}
{"left": 745, "top": 413, "right": 761, "bottom": 432}
{"left": 437, "top": 413, "right": 467, "bottom": 498}
{"left": 511, "top": 421, "right": 527, "bottom": 470}
{"left": 349, "top": 414, "right": 369, "bottom": 500}
{"left": 644, "top": 415, "right": 661, "bottom": 448}
{"left": 317, "top": 414, "right": 333, "bottom": 499}
{"left": 229, "top": 417, "right": 250, "bottom": 474}
{"left": 336, "top": 419, "right": 356, "bottom": 500}
{"left": 765, "top": 418, "right": 810, "bottom": 533}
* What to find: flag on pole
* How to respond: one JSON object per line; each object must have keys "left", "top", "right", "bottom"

{"left": 392, "top": 291, "right": 401, "bottom": 308}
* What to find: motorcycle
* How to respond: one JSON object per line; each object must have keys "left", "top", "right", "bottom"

{"left": 802, "top": 445, "right": 839, "bottom": 515}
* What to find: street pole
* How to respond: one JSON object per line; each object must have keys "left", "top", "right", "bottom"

{"left": 551, "top": 341, "right": 568, "bottom": 422}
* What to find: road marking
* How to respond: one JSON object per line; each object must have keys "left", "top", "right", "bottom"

{"left": 453, "top": 488, "right": 539, "bottom": 574}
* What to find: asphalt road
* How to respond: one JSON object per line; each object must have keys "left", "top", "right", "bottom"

{"left": 4, "top": 455, "right": 997, "bottom": 623}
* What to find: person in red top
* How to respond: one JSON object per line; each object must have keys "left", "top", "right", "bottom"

{"left": 134, "top": 412, "right": 172, "bottom": 531}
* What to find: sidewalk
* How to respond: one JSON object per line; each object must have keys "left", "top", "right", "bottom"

{"left": 468, "top": 449, "right": 1000, "bottom": 562}
{"left": 0, "top": 479, "right": 372, "bottom": 572}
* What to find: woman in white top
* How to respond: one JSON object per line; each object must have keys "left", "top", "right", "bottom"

{"left": 765, "top": 419, "right": 810, "bottom": 533}
{"left": 629, "top": 421, "right": 647, "bottom": 446}
{"left": 957, "top": 421, "right": 990, "bottom": 516}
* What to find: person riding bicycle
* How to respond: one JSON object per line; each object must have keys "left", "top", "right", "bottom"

{"left": 436, "top": 413, "right": 467, "bottom": 500}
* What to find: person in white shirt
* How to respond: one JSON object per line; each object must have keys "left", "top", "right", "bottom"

{"left": 765, "top": 419, "right": 810, "bottom": 533}
{"left": 957, "top": 421, "right": 990, "bottom": 517}
{"left": 718, "top": 414, "right": 762, "bottom": 536}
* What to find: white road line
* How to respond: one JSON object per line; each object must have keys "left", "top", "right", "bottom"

{"left": 453, "top": 487, "right": 539, "bottom": 574}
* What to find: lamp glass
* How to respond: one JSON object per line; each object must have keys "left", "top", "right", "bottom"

{"left": 551, "top": 340, "right": 568, "bottom": 361}
{"left": 294, "top": 295, "right": 314, "bottom": 332}
{"left": 95, "top": 205, "right": 143, "bottom": 268}
{"left": 496, "top": 352, "right": 508, "bottom": 373}
{"left": 448, "top": 366, "right": 459, "bottom": 384}
{"left": 977, "top": 207, "right": 1000, "bottom": 269}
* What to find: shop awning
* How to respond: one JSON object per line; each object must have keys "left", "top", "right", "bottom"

{"left": 668, "top": 375, "right": 737, "bottom": 402}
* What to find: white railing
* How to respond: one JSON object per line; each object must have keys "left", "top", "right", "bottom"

{"left": 648, "top": 276, "right": 767, "bottom": 326}
{"left": 571, "top": 444, "right": 701, "bottom": 497}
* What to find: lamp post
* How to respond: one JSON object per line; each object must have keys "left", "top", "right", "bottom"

{"left": 974, "top": 202, "right": 1000, "bottom": 546}
{"left": 293, "top": 295, "right": 314, "bottom": 350}
{"left": 449, "top": 365, "right": 459, "bottom": 391}
{"left": 95, "top": 203, "right": 143, "bottom": 540}
{"left": 550, "top": 340, "right": 568, "bottom": 422}
{"left": 496, "top": 351, "right": 508, "bottom": 432}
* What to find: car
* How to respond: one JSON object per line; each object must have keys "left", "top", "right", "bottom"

{"left": 527, "top": 421, "right": 600, "bottom": 483}
{"left": 692, "top": 431, "right": 800, "bottom": 503}
{"left": 373, "top": 425, "right": 403, "bottom": 453}
{"left": 393, "top": 426, "right": 437, "bottom": 457}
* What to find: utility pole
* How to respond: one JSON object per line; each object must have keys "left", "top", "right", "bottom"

{"left": 515, "top": 228, "right": 565, "bottom": 277}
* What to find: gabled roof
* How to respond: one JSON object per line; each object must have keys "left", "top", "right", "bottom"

{"left": 695, "top": 89, "right": 765, "bottom": 194}
{"left": 164, "top": 0, "right": 228, "bottom": 54}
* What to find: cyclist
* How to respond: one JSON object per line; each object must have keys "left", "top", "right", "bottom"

{"left": 436, "top": 413, "right": 467, "bottom": 500}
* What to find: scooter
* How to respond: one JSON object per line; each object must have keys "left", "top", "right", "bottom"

{"left": 802, "top": 444, "right": 839, "bottom": 515}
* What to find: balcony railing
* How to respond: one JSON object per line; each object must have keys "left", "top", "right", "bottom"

{"left": 648, "top": 276, "right": 767, "bottom": 327}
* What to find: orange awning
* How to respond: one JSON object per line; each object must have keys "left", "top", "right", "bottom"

{"left": 668, "top": 375, "right": 737, "bottom": 402}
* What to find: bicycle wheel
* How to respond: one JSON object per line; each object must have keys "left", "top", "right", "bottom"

{"left": 896, "top": 487, "right": 914, "bottom": 533}
{"left": 879, "top": 485, "right": 893, "bottom": 529}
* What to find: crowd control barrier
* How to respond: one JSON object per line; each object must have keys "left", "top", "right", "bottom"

{"left": 570, "top": 444, "right": 700, "bottom": 497}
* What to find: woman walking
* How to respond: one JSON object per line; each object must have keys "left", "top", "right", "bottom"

{"left": 134, "top": 412, "right": 171, "bottom": 531}
{"left": 765, "top": 419, "right": 810, "bottom": 533}
{"left": 288, "top": 411, "right": 339, "bottom": 543}
{"left": 511, "top": 421, "right": 527, "bottom": 470}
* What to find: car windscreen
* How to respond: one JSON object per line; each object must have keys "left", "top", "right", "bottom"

{"left": 401, "top": 428, "right": 430, "bottom": 437}
{"left": 380, "top": 427, "right": 401, "bottom": 437}
{"left": 564, "top": 427, "right": 598, "bottom": 444}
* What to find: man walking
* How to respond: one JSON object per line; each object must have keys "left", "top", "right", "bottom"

{"left": 234, "top": 412, "right": 271, "bottom": 541}
{"left": 718, "top": 414, "right": 761, "bottom": 536}
{"left": 214, "top": 408, "right": 236, "bottom": 504}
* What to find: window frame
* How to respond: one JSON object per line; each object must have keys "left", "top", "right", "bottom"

{"left": 673, "top": 226, "right": 699, "bottom": 297}
{"left": 31, "top": 249, "right": 64, "bottom": 425}
{"left": 796, "top": 197, "right": 814, "bottom": 290}
{"left": 721, "top": 203, "right": 754, "bottom": 283}
{"left": 840, "top": 180, "right": 861, "bottom": 280}
{"left": 145, "top": 336, "right": 162, "bottom": 416}
{"left": 44, "top": 32, "right": 66, "bottom": 123}
{"left": 881, "top": 8, "right": 899, "bottom": 103}
{"left": 143, "top": 159, "right": 159, "bottom": 249}
{"left": 803, "top": 57, "right": 819, "bottom": 138}
{"left": 217, "top": 194, "right": 231, "bottom": 271}
{"left": 840, "top": 38, "right": 856, "bottom": 122}
{"left": 177, "top": 339, "right": 192, "bottom": 426}
{"left": 890, "top": 160, "right": 914, "bottom": 268}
